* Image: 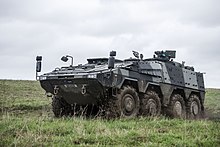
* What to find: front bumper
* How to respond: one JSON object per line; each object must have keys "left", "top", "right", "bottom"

{"left": 40, "top": 78, "right": 104, "bottom": 105}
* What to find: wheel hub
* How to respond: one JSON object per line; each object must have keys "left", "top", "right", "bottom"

{"left": 191, "top": 101, "right": 199, "bottom": 115}
{"left": 124, "top": 95, "right": 135, "bottom": 112}
{"left": 146, "top": 99, "right": 157, "bottom": 115}
{"left": 174, "top": 101, "right": 182, "bottom": 116}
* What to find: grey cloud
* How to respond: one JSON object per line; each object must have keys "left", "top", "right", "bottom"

{"left": 154, "top": 0, "right": 220, "bottom": 27}
{"left": 0, "top": 0, "right": 219, "bottom": 87}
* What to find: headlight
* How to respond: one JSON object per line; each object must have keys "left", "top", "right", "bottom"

{"left": 87, "top": 74, "right": 97, "bottom": 79}
{"left": 39, "top": 76, "right": 47, "bottom": 80}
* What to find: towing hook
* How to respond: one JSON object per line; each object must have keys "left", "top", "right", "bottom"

{"left": 81, "top": 85, "right": 87, "bottom": 95}
{"left": 54, "top": 85, "right": 59, "bottom": 95}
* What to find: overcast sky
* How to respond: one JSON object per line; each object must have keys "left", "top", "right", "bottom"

{"left": 0, "top": 0, "right": 219, "bottom": 88}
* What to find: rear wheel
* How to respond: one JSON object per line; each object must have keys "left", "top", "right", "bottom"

{"left": 140, "top": 91, "right": 161, "bottom": 117}
{"left": 52, "top": 95, "right": 71, "bottom": 117}
{"left": 167, "top": 94, "right": 186, "bottom": 119}
{"left": 186, "top": 95, "right": 202, "bottom": 119}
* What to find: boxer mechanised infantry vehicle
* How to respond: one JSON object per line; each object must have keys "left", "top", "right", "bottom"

{"left": 36, "top": 50, "right": 205, "bottom": 119}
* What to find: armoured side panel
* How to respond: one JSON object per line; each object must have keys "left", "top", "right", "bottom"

{"left": 163, "top": 62, "right": 185, "bottom": 87}
{"left": 113, "top": 66, "right": 162, "bottom": 93}
{"left": 182, "top": 69, "right": 198, "bottom": 89}
{"left": 160, "top": 83, "right": 174, "bottom": 105}
{"left": 137, "top": 61, "right": 162, "bottom": 93}
{"left": 138, "top": 61, "right": 162, "bottom": 77}
{"left": 196, "top": 72, "right": 205, "bottom": 91}
{"left": 161, "top": 61, "right": 205, "bottom": 91}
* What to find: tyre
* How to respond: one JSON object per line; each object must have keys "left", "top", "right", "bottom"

{"left": 52, "top": 95, "right": 71, "bottom": 117}
{"left": 140, "top": 90, "right": 161, "bottom": 117}
{"left": 186, "top": 95, "right": 202, "bottom": 119}
{"left": 167, "top": 94, "right": 186, "bottom": 118}
{"left": 105, "top": 86, "right": 140, "bottom": 118}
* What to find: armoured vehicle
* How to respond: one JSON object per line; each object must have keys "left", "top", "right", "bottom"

{"left": 36, "top": 50, "right": 205, "bottom": 119}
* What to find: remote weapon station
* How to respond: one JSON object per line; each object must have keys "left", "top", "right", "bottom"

{"left": 36, "top": 50, "right": 205, "bottom": 119}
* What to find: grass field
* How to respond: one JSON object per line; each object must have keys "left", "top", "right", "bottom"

{"left": 0, "top": 80, "right": 220, "bottom": 146}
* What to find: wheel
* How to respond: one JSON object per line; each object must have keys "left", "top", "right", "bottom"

{"left": 167, "top": 94, "right": 186, "bottom": 118}
{"left": 52, "top": 95, "right": 71, "bottom": 117}
{"left": 118, "top": 86, "right": 140, "bottom": 118}
{"left": 140, "top": 91, "right": 161, "bottom": 117}
{"left": 186, "top": 95, "right": 202, "bottom": 119}
{"left": 105, "top": 86, "right": 140, "bottom": 118}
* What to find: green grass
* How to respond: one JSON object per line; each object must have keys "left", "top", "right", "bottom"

{"left": 205, "top": 88, "right": 220, "bottom": 118}
{"left": 0, "top": 80, "right": 220, "bottom": 146}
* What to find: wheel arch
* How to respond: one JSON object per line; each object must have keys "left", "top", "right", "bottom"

{"left": 172, "top": 88, "right": 186, "bottom": 100}
{"left": 145, "top": 83, "right": 163, "bottom": 100}
{"left": 165, "top": 87, "right": 186, "bottom": 108}
{"left": 121, "top": 78, "right": 139, "bottom": 92}
{"left": 188, "top": 91, "right": 205, "bottom": 111}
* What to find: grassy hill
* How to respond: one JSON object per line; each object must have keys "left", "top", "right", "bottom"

{"left": 0, "top": 80, "right": 219, "bottom": 146}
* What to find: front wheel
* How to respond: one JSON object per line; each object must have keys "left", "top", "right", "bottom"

{"left": 52, "top": 95, "right": 71, "bottom": 117}
{"left": 105, "top": 86, "right": 140, "bottom": 118}
{"left": 118, "top": 86, "right": 140, "bottom": 118}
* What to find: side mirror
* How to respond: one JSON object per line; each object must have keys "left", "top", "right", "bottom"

{"left": 36, "top": 56, "right": 42, "bottom": 72}
{"left": 61, "top": 55, "right": 73, "bottom": 66}
{"left": 61, "top": 56, "right": 68, "bottom": 62}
